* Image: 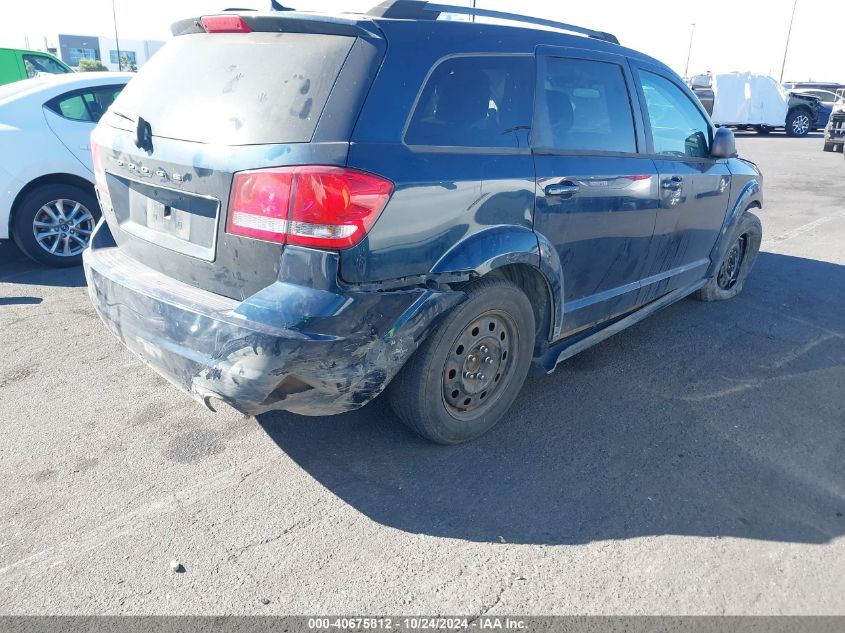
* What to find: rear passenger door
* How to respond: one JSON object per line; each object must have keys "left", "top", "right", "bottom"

{"left": 532, "top": 48, "right": 661, "bottom": 335}
{"left": 631, "top": 65, "right": 732, "bottom": 300}
{"left": 43, "top": 85, "right": 125, "bottom": 171}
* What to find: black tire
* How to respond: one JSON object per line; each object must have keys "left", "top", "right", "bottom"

{"left": 755, "top": 125, "right": 773, "bottom": 135}
{"left": 693, "top": 210, "right": 762, "bottom": 302}
{"left": 786, "top": 108, "right": 812, "bottom": 137}
{"left": 387, "top": 277, "right": 535, "bottom": 445}
{"left": 11, "top": 184, "right": 99, "bottom": 267}
{"left": 823, "top": 142, "right": 835, "bottom": 152}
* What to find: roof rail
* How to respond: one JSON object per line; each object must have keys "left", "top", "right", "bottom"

{"left": 367, "top": 1, "right": 620, "bottom": 45}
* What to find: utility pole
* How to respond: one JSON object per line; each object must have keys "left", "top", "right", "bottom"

{"left": 112, "top": 0, "right": 123, "bottom": 71}
{"left": 684, "top": 23, "right": 696, "bottom": 79}
{"left": 780, "top": 0, "right": 798, "bottom": 83}
{"left": 471, "top": 0, "right": 476, "bottom": 22}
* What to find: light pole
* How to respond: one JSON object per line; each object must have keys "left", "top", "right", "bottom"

{"left": 112, "top": 0, "right": 123, "bottom": 71}
{"left": 779, "top": 0, "right": 798, "bottom": 83}
{"left": 684, "top": 23, "right": 696, "bottom": 79}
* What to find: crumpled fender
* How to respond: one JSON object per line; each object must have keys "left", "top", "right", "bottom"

{"left": 430, "top": 224, "right": 565, "bottom": 341}
{"left": 708, "top": 177, "right": 762, "bottom": 278}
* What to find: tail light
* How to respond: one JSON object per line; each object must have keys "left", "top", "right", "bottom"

{"left": 200, "top": 15, "right": 252, "bottom": 33}
{"left": 90, "top": 134, "right": 107, "bottom": 194}
{"left": 226, "top": 166, "right": 394, "bottom": 250}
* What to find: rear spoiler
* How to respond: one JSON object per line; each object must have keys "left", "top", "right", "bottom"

{"left": 171, "top": 13, "right": 383, "bottom": 39}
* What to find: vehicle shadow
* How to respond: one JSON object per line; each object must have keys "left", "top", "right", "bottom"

{"left": 0, "top": 242, "right": 86, "bottom": 288}
{"left": 257, "top": 252, "right": 845, "bottom": 545}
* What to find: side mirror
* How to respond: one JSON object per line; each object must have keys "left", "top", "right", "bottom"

{"left": 711, "top": 126, "right": 737, "bottom": 159}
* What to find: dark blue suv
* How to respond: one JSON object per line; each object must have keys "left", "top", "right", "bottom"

{"left": 85, "top": 1, "right": 764, "bottom": 444}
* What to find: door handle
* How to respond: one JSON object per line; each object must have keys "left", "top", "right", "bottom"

{"left": 544, "top": 182, "right": 580, "bottom": 197}
{"left": 661, "top": 176, "right": 683, "bottom": 191}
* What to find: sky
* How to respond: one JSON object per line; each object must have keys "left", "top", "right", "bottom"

{"left": 1, "top": 0, "right": 841, "bottom": 83}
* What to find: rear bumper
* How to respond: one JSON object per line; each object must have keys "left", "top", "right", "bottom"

{"left": 83, "top": 225, "right": 464, "bottom": 416}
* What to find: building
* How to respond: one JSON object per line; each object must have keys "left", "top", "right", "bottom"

{"left": 55, "top": 33, "right": 164, "bottom": 70}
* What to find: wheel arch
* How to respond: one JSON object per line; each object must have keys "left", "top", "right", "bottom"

{"left": 708, "top": 178, "right": 762, "bottom": 278}
{"left": 430, "top": 225, "right": 565, "bottom": 346}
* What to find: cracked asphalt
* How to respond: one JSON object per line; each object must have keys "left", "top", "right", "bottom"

{"left": 0, "top": 134, "right": 843, "bottom": 615}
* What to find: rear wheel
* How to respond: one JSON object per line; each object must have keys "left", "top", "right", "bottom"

{"left": 786, "top": 109, "right": 812, "bottom": 137}
{"left": 693, "top": 210, "right": 762, "bottom": 302}
{"left": 11, "top": 184, "right": 99, "bottom": 267}
{"left": 388, "top": 277, "right": 535, "bottom": 445}
{"left": 824, "top": 141, "right": 835, "bottom": 152}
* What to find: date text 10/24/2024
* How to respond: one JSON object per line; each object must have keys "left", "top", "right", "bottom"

{"left": 307, "top": 617, "right": 528, "bottom": 630}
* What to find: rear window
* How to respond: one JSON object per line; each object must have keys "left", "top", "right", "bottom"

{"left": 107, "top": 32, "right": 354, "bottom": 145}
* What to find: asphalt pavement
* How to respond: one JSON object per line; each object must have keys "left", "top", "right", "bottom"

{"left": 0, "top": 133, "right": 843, "bottom": 615}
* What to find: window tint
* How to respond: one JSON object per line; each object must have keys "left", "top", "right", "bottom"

{"left": 639, "top": 71, "right": 710, "bottom": 158}
{"left": 534, "top": 57, "right": 637, "bottom": 154}
{"left": 55, "top": 95, "right": 92, "bottom": 121}
{"left": 83, "top": 86, "right": 123, "bottom": 122}
{"left": 23, "top": 55, "right": 68, "bottom": 78}
{"left": 405, "top": 56, "right": 534, "bottom": 148}
{"left": 46, "top": 85, "right": 124, "bottom": 123}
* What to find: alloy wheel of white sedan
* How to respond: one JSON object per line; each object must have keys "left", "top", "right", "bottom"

{"left": 32, "top": 198, "right": 96, "bottom": 258}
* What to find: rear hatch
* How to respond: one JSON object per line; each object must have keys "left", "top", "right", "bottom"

{"left": 93, "top": 13, "right": 382, "bottom": 299}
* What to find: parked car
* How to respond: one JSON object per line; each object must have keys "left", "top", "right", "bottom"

{"left": 85, "top": 4, "right": 763, "bottom": 444}
{"left": 690, "top": 72, "right": 821, "bottom": 137}
{"left": 823, "top": 94, "right": 845, "bottom": 153}
{"left": 788, "top": 88, "right": 845, "bottom": 129}
{"left": 0, "top": 47, "right": 72, "bottom": 86}
{"left": 1, "top": 72, "right": 132, "bottom": 266}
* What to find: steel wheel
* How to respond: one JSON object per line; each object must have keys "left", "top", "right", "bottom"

{"left": 791, "top": 113, "right": 811, "bottom": 136}
{"left": 32, "top": 198, "right": 95, "bottom": 258}
{"left": 441, "top": 310, "right": 516, "bottom": 420}
{"left": 717, "top": 234, "right": 748, "bottom": 290}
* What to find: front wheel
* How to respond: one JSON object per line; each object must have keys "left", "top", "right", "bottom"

{"left": 786, "top": 109, "right": 812, "bottom": 137}
{"left": 693, "top": 210, "right": 762, "bottom": 302}
{"left": 388, "top": 277, "right": 535, "bottom": 445}
{"left": 11, "top": 184, "right": 99, "bottom": 267}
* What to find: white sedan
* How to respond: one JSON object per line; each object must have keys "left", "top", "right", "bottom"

{"left": 0, "top": 72, "right": 133, "bottom": 266}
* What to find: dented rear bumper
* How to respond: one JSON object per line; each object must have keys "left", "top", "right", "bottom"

{"left": 83, "top": 230, "right": 464, "bottom": 417}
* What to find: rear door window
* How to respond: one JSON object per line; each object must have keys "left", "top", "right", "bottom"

{"left": 404, "top": 55, "right": 534, "bottom": 148}
{"left": 533, "top": 57, "right": 637, "bottom": 154}
{"left": 106, "top": 32, "right": 355, "bottom": 145}
{"left": 53, "top": 94, "right": 92, "bottom": 121}
{"left": 46, "top": 85, "right": 125, "bottom": 122}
